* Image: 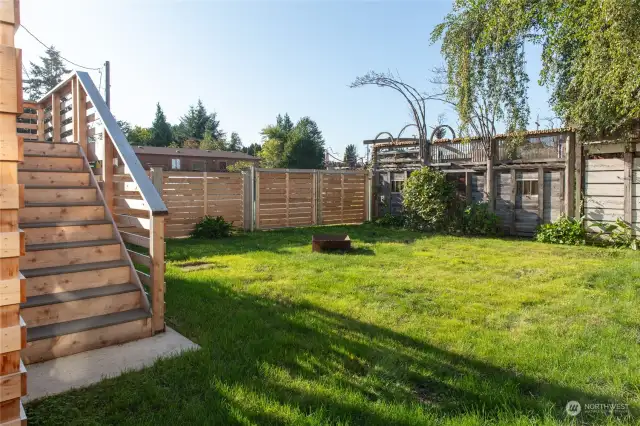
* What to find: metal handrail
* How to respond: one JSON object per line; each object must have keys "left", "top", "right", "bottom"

{"left": 75, "top": 71, "right": 168, "bottom": 215}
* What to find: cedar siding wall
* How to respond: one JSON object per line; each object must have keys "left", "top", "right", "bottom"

{"left": 135, "top": 153, "right": 257, "bottom": 172}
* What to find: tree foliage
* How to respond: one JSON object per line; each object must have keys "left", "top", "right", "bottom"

{"left": 343, "top": 144, "right": 358, "bottom": 168}
{"left": 227, "top": 132, "right": 243, "bottom": 151}
{"left": 150, "top": 103, "right": 173, "bottom": 147}
{"left": 432, "top": 0, "right": 640, "bottom": 138}
{"left": 175, "top": 100, "right": 225, "bottom": 145}
{"left": 128, "top": 126, "right": 153, "bottom": 146}
{"left": 24, "top": 46, "right": 71, "bottom": 100}
{"left": 243, "top": 143, "right": 262, "bottom": 157}
{"left": 259, "top": 114, "right": 325, "bottom": 169}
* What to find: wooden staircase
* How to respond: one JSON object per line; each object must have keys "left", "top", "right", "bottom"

{"left": 18, "top": 141, "right": 153, "bottom": 364}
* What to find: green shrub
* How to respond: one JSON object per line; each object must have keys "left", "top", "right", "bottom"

{"left": 593, "top": 219, "right": 638, "bottom": 250}
{"left": 460, "top": 202, "right": 501, "bottom": 235}
{"left": 372, "top": 213, "right": 406, "bottom": 228}
{"left": 402, "top": 167, "right": 455, "bottom": 231}
{"left": 535, "top": 215, "right": 586, "bottom": 245}
{"left": 191, "top": 215, "right": 233, "bottom": 239}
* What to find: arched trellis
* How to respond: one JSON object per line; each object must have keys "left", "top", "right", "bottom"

{"left": 369, "top": 124, "right": 457, "bottom": 165}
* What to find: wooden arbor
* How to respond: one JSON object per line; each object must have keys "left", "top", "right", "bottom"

{"left": 0, "top": 0, "right": 28, "bottom": 424}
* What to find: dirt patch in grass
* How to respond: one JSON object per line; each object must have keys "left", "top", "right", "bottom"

{"left": 177, "top": 261, "right": 227, "bottom": 272}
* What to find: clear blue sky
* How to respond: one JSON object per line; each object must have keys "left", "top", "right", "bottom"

{"left": 16, "top": 0, "right": 554, "bottom": 157}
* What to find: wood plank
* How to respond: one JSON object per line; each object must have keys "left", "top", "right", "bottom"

{"left": 22, "top": 317, "right": 152, "bottom": 364}
{"left": 24, "top": 187, "right": 95, "bottom": 203}
{"left": 0, "top": 274, "right": 24, "bottom": 306}
{"left": 120, "top": 231, "right": 150, "bottom": 248}
{"left": 584, "top": 183, "right": 625, "bottom": 197}
{"left": 20, "top": 244, "right": 121, "bottom": 270}
{"left": 584, "top": 170, "right": 624, "bottom": 184}
{"left": 585, "top": 158, "right": 624, "bottom": 171}
{"left": 24, "top": 223, "right": 112, "bottom": 245}
{"left": 0, "top": 361, "right": 26, "bottom": 402}
{"left": 127, "top": 249, "right": 151, "bottom": 268}
{"left": 0, "top": 46, "right": 19, "bottom": 114}
{"left": 20, "top": 156, "right": 83, "bottom": 171}
{"left": 22, "top": 292, "right": 141, "bottom": 328}
{"left": 18, "top": 170, "right": 89, "bottom": 186}
{"left": 115, "top": 214, "right": 150, "bottom": 230}
{"left": 26, "top": 266, "right": 130, "bottom": 297}
{"left": 0, "top": 231, "right": 22, "bottom": 258}
{"left": 0, "top": 184, "right": 22, "bottom": 209}
{"left": 0, "top": 321, "right": 25, "bottom": 354}
{"left": 19, "top": 205, "right": 104, "bottom": 222}
{"left": 114, "top": 197, "right": 149, "bottom": 212}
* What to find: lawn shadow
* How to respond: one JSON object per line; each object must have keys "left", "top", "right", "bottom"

{"left": 161, "top": 274, "right": 632, "bottom": 425}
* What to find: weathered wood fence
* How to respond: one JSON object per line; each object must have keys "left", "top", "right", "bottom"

{"left": 142, "top": 168, "right": 371, "bottom": 237}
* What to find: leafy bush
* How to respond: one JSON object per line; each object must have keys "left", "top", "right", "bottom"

{"left": 191, "top": 215, "right": 233, "bottom": 239}
{"left": 535, "top": 215, "right": 586, "bottom": 245}
{"left": 459, "top": 202, "right": 501, "bottom": 235}
{"left": 402, "top": 167, "right": 455, "bottom": 231}
{"left": 593, "top": 219, "right": 638, "bottom": 250}
{"left": 372, "top": 213, "right": 406, "bottom": 228}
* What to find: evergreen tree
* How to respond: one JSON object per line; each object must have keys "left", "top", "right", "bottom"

{"left": 150, "top": 103, "right": 173, "bottom": 147}
{"left": 179, "top": 99, "right": 210, "bottom": 140}
{"left": 227, "top": 132, "right": 243, "bottom": 151}
{"left": 24, "top": 46, "right": 71, "bottom": 100}
{"left": 200, "top": 129, "right": 226, "bottom": 151}
{"left": 343, "top": 144, "right": 358, "bottom": 168}
{"left": 205, "top": 112, "right": 225, "bottom": 142}
{"left": 243, "top": 143, "right": 262, "bottom": 157}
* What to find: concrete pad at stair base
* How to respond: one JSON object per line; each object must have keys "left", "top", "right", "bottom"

{"left": 24, "top": 327, "right": 199, "bottom": 402}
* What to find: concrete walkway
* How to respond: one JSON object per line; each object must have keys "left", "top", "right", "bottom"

{"left": 25, "top": 327, "right": 199, "bottom": 402}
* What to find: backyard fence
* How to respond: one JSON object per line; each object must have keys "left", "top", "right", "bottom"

{"left": 139, "top": 168, "right": 371, "bottom": 237}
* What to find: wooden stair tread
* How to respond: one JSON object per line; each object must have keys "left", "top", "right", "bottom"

{"left": 27, "top": 309, "right": 151, "bottom": 342}
{"left": 21, "top": 260, "right": 129, "bottom": 278}
{"left": 20, "top": 168, "right": 87, "bottom": 173}
{"left": 23, "top": 141, "right": 76, "bottom": 145}
{"left": 24, "top": 201, "right": 102, "bottom": 207}
{"left": 19, "top": 219, "right": 111, "bottom": 228}
{"left": 26, "top": 239, "right": 119, "bottom": 252}
{"left": 23, "top": 153, "right": 81, "bottom": 158}
{"left": 22, "top": 283, "right": 140, "bottom": 309}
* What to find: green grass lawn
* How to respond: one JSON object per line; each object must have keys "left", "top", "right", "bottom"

{"left": 27, "top": 225, "right": 640, "bottom": 425}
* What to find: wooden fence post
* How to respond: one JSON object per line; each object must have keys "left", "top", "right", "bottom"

{"left": 255, "top": 169, "right": 261, "bottom": 230}
{"left": 150, "top": 214, "right": 165, "bottom": 333}
{"left": 565, "top": 131, "right": 576, "bottom": 217}
{"left": 150, "top": 166, "right": 164, "bottom": 194}
{"left": 312, "top": 170, "right": 318, "bottom": 225}
{"left": 243, "top": 170, "right": 253, "bottom": 231}
{"left": 574, "top": 135, "right": 584, "bottom": 217}
{"left": 365, "top": 170, "right": 372, "bottom": 222}
{"left": 0, "top": 1, "right": 27, "bottom": 423}
{"left": 538, "top": 167, "right": 545, "bottom": 224}
{"left": 203, "top": 171, "right": 208, "bottom": 217}
{"left": 624, "top": 151, "right": 633, "bottom": 223}
{"left": 36, "top": 105, "right": 44, "bottom": 140}
{"left": 510, "top": 168, "right": 517, "bottom": 235}
{"left": 465, "top": 171, "right": 473, "bottom": 204}
{"left": 318, "top": 170, "right": 324, "bottom": 225}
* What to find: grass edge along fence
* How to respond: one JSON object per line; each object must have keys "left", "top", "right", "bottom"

{"left": 133, "top": 168, "right": 372, "bottom": 238}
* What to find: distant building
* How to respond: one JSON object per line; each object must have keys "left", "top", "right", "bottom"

{"left": 132, "top": 146, "right": 259, "bottom": 172}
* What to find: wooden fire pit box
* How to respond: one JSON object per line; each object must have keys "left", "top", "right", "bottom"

{"left": 312, "top": 234, "right": 351, "bottom": 253}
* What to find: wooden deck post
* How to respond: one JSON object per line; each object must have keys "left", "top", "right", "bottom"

{"left": 150, "top": 214, "right": 165, "bottom": 333}
{"left": 0, "top": 0, "right": 27, "bottom": 423}
{"left": 51, "top": 92, "right": 61, "bottom": 141}
{"left": 74, "top": 77, "right": 87, "bottom": 152}
{"left": 564, "top": 131, "right": 576, "bottom": 217}
{"left": 574, "top": 134, "right": 584, "bottom": 217}
{"left": 102, "top": 129, "right": 114, "bottom": 213}
{"left": 623, "top": 151, "right": 633, "bottom": 223}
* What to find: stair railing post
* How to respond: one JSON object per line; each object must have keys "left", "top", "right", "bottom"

{"left": 102, "top": 129, "right": 114, "bottom": 213}
{"left": 150, "top": 214, "right": 165, "bottom": 333}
